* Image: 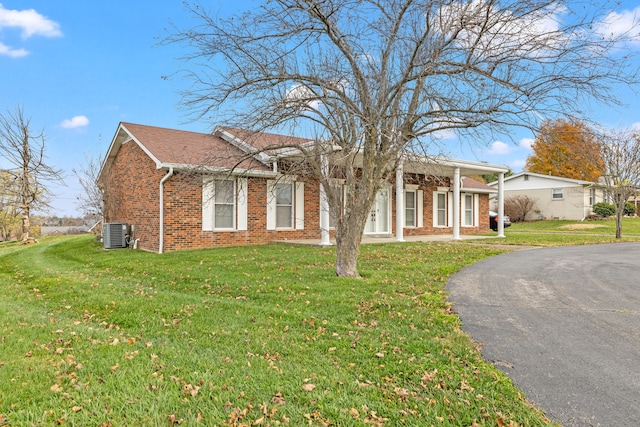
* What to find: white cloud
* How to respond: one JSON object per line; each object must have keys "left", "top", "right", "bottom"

{"left": 0, "top": 4, "right": 62, "bottom": 39}
{"left": 0, "top": 41, "right": 27, "bottom": 57}
{"left": 596, "top": 6, "right": 640, "bottom": 44}
{"left": 60, "top": 115, "right": 89, "bottom": 129}
{"left": 485, "top": 140, "right": 512, "bottom": 155}
{"left": 519, "top": 137, "right": 534, "bottom": 150}
{"left": 629, "top": 122, "right": 640, "bottom": 132}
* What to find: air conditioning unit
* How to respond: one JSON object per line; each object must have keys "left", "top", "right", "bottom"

{"left": 103, "top": 223, "right": 128, "bottom": 249}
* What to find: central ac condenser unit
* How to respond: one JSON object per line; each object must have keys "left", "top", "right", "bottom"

{"left": 103, "top": 223, "right": 128, "bottom": 249}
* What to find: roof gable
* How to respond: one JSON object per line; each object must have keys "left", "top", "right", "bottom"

{"left": 98, "top": 123, "right": 274, "bottom": 184}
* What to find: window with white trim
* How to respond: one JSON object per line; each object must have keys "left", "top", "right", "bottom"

{"left": 463, "top": 194, "right": 474, "bottom": 226}
{"left": 405, "top": 190, "right": 416, "bottom": 227}
{"left": 552, "top": 188, "right": 563, "bottom": 200}
{"left": 214, "top": 179, "right": 235, "bottom": 229}
{"left": 276, "top": 182, "right": 294, "bottom": 228}
{"left": 267, "top": 180, "right": 305, "bottom": 230}
{"left": 435, "top": 192, "right": 447, "bottom": 227}
{"left": 202, "top": 177, "right": 248, "bottom": 231}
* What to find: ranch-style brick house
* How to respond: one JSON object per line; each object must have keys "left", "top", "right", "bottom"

{"left": 98, "top": 122, "right": 509, "bottom": 253}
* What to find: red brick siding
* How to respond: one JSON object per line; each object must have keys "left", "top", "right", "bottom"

{"left": 103, "top": 140, "right": 164, "bottom": 252}
{"left": 104, "top": 141, "right": 490, "bottom": 251}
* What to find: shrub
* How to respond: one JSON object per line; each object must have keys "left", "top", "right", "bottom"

{"left": 624, "top": 202, "right": 637, "bottom": 216}
{"left": 504, "top": 195, "right": 537, "bottom": 222}
{"left": 592, "top": 202, "right": 616, "bottom": 217}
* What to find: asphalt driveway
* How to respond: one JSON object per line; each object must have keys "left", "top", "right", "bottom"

{"left": 447, "top": 243, "right": 640, "bottom": 426}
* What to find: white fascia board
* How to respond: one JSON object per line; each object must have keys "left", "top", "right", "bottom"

{"left": 461, "top": 187, "right": 498, "bottom": 194}
{"left": 500, "top": 171, "right": 596, "bottom": 186}
{"left": 158, "top": 163, "right": 279, "bottom": 178}
{"left": 120, "top": 123, "right": 164, "bottom": 168}
{"left": 434, "top": 157, "right": 511, "bottom": 174}
{"left": 215, "top": 128, "right": 272, "bottom": 165}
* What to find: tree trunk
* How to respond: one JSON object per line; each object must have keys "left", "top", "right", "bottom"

{"left": 334, "top": 201, "right": 370, "bottom": 278}
{"left": 21, "top": 204, "right": 30, "bottom": 242}
{"left": 21, "top": 127, "right": 31, "bottom": 243}
{"left": 335, "top": 231, "right": 362, "bottom": 278}
{"left": 616, "top": 209, "right": 623, "bottom": 239}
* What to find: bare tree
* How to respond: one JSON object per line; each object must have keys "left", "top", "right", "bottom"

{"left": 0, "top": 171, "right": 21, "bottom": 240}
{"left": 0, "top": 106, "right": 64, "bottom": 243}
{"left": 167, "top": 0, "right": 638, "bottom": 277}
{"left": 597, "top": 129, "right": 640, "bottom": 239}
{"left": 72, "top": 152, "right": 105, "bottom": 222}
{"left": 504, "top": 195, "right": 537, "bottom": 222}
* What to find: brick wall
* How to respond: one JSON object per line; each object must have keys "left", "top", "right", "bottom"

{"left": 104, "top": 141, "right": 490, "bottom": 252}
{"left": 103, "top": 140, "right": 164, "bottom": 252}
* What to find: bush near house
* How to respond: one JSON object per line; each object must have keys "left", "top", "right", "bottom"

{"left": 504, "top": 195, "right": 537, "bottom": 222}
{"left": 592, "top": 202, "right": 637, "bottom": 217}
{"left": 592, "top": 202, "right": 616, "bottom": 217}
{"left": 624, "top": 202, "right": 637, "bottom": 216}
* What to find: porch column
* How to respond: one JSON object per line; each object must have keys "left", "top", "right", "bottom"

{"left": 395, "top": 159, "right": 405, "bottom": 242}
{"left": 497, "top": 172, "right": 505, "bottom": 238}
{"left": 452, "top": 167, "right": 461, "bottom": 240}
{"left": 319, "top": 154, "right": 332, "bottom": 246}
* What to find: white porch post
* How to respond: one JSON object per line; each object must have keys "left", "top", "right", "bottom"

{"left": 497, "top": 172, "right": 505, "bottom": 238}
{"left": 395, "top": 159, "right": 405, "bottom": 242}
{"left": 319, "top": 154, "right": 332, "bottom": 246}
{"left": 452, "top": 167, "right": 461, "bottom": 240}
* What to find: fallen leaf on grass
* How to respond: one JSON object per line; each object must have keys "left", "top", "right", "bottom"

{"left": 301, "top": 383, "right": 316, "bottom": 392}
{"left": 167, "top": 414, "right": 183, "bottom": 425}
{"left": 50, "top": 384, "right": 63, "bottom": 393}
{"left": 349, "top": 408, "right": 360, "bottom": 419}
{"left": 71, "top": 406, "right": 82, "bottom": 412}
{"left": 271, "top": 392, "right": 286, "bottom": 405}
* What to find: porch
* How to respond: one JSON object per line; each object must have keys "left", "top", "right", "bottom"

{"left": 274, "top": 233, "right": 500, "bottom": 246}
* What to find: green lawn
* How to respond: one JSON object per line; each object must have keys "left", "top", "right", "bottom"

{"left": 0, "top": 235, "right": 557, "bottom": 426}
{"left": 480, "top": 217, "right": 640, "bottom": 246}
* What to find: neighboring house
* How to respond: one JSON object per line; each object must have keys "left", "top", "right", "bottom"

{"left": 97, "top": 122, "right": 509, "bottom": 253}
{"left": 489, "top": 172, "right": 604, "bottom": 220}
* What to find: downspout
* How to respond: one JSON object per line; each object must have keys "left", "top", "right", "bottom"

{"left": 583, "top": 183, "right": 594, "bottom": 221}
{"left": 158, "top": 167, "right": 174, "bottom": 254}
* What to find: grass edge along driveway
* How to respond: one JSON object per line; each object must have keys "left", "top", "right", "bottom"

{"left": 0, "top": 235, "right": 557, "bottom": 426}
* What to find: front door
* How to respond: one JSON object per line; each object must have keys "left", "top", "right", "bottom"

{"left": 365, "top": 189, "right": 390, "bottom": 234}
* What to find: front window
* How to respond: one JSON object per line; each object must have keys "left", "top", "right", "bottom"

{"left": 405, "top": 190, "right": 416, "bottom": 227}
{"left": 214, "top": 179, "right": 235, "bottom": 229}
{"left": 436, "top": 193, "right": 447, "bottom": 226}
{"left": 464, "top": 194, "right": 473, "bottom": 226}
{"left": 589, "top": 188, "right": 596, "bottom": 205}
{"left": 552, "top": 188, "right": 563, "bottom": 200}
{"left": 276, "top": 183, "right": 293, "bottom": 228}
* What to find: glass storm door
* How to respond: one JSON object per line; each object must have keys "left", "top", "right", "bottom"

{"left": 365, "top": 189, "right": 390, "bottom": 234}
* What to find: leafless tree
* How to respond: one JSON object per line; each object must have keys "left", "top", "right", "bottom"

{"left": 597, "top": 129, "right": 640, "bottom": 239}
{"left": 504, "top": 195, "right": 537, "bottom": 222}
{"left": 73, "top": 152, "right": 105, "bottom": 222}
{"left": 0, "top": 171, "right": 21, "bottom": 240}
{"left": 167, "top": 0, "right": 639, "bottom": 277}
{"left": 0, "top": 106, "right": 64, "bottom": 243}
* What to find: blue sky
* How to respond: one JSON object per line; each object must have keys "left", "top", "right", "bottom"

{"left": 2, "top": 1, "right": 640, "bottom": 217}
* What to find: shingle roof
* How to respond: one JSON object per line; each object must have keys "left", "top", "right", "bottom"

{"left": 120, "top": 122, "right": 271, "bottom": 171}
{"left": 216, "top": 127, "right": 314, "bottom": 152}
{"left": 462, "top": 176, "right": 496, "bottom": 192}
